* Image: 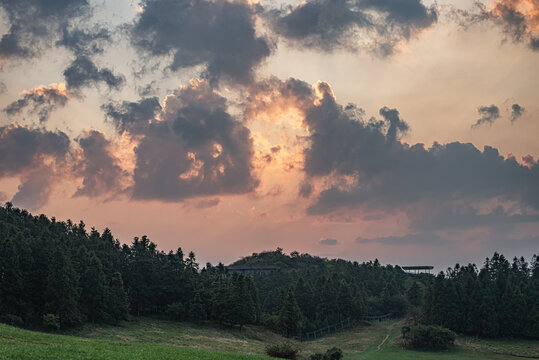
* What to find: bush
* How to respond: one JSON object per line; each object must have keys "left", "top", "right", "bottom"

{"left": 265, "top": 342, "right": 300, "bottom": 359}
{"left": 309, "top": 347, "right": 343, "bottom": 360}
{"left": 0, "top": 314, "right": 24, "bottom": 327}
{"left": 403, "top": 325, "right": 455, "bottom": 350}
{"left": 42, "top": 313, "right": 60, "bottom": 331}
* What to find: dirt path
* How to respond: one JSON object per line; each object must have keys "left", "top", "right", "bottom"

{"left": 376, "top": 325, "right": 394, "bottom": 351}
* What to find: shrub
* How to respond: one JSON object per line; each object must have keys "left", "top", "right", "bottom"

{"left": 42, "top": 313, "right": 60, "bottom": 331}
{"left": 309, "top": 347, "right": 343, "bottom": 360}
{"left": 403, "top": 325, "right": 455, "bottom": 350}
{"left": 0, "top": 314, "right": 24, "bottom": 327}
{"left": 265, "top": 342, "right": 300, "bottom": 359}
{"left": 325, "top": 347, "right": 343, "bottom": 360}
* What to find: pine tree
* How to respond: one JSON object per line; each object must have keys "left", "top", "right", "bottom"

{"left": 407, "top": 282, "right": 423, "bottom": 307}
{"left": 45, "top": 249, "right": 82, "bottom": 327}
{"left": 106, "top": 272, "right": 129, "bottom": 322}
{"left": 279, "top": 290, "right": 303, "bottom": 337}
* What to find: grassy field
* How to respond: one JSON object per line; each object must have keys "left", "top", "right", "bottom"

{"left": 1, "top": 318, "right": 538, "bottom": 360}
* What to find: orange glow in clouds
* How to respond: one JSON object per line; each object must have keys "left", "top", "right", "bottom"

{"left": 493, "top": 0, "right": 539, "bottom": 33}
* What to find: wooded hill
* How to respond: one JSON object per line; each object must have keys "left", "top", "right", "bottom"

{"left": 0, "top": 203, "right": 537, "bottom": 339}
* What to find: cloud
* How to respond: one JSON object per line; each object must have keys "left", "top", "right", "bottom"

{"left": 268, "top": 0, "right": 437, "bottom": 55}
{"left": 0, "top": 124, "right": 70, "bottom": 210}
{"left": 73, "top": 130, "right": 127, "bottom": 198}
{"left": 0, "top": 0, "right": 90, "bottom": 59}
{"left": 250, "top": 78, "right": 539, "bottom": 230}
{"left": 4, "top": 83, "right": 71, "bottom": 122}
{"left": 56, "top": 26, "right": 111, "bottom": 57}
{"left": 299, "top": 181, "right": 313, "bottom": 198}
{"left": 102, "top": 97, "right": 162, "bottom": 134}
{"left": 320, "top": 237, "right": 338, "bottom": 245}
{"left": 64, "top": 55, "right": 125, "bottom": 90}
{"left": 456, "top": 0, "right": 539, "bottom": 51}
{"left": 356, "top": 232, "right": 445, "bottom": 246}
{"left": 119, "top": 79, "right": 259, "bottom": 201}
{"left": 194, "top": 198, "right": 220, "bottom": 209}
{"left": 471, "top": 105, "right": 500, "bottom": 128}
{"left": 131, "top": 0, "right": 272, "bottom": 84}
{"left": 511, "top": 103, "right": 525, "bottom": 122}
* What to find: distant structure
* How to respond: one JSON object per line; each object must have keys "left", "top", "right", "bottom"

{"left": 227, "top": 265, "right": 278, "bottom": 277}
{"left": 401, "top": 265, "right": 434, "bottom": 275}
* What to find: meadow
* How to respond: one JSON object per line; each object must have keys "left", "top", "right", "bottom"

{"left": 1, "top": 318, "right": 537, "bottom": 360}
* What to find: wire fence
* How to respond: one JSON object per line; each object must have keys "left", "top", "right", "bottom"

{"left": 300, "top": 313, "right": 394, "bottom": 341}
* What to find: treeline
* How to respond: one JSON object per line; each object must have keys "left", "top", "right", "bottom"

{"left": 423, "top": 253, "right": 539, "bottom": 338}
{"left": 0, "top": 203, "right": 411, "bottom": 334}
{"left": 231, "top": 249, "right": 411, "bottom": 334}
{"left": 0, "top": 203, "right": 259, "bottom": 329}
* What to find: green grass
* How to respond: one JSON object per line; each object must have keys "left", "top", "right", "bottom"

{"left": 0, "top": 322, "right": 273, "bottom": 360}
{"left": 1, "top": 318, "right": 538, "bottom": 360}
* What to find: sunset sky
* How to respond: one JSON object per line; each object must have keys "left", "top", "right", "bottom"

{"left": 0, "top": 0, "right": 538, "bottom": 270}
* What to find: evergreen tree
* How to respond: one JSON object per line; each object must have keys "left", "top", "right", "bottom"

{"left": 106, "top": 272, "right": 129, "bottom": 322}
{"left": 280, "top": 290, "right": 303, "bottom": 337}
{"left": 45, "top": 249, "right": 82, "bottom": 327}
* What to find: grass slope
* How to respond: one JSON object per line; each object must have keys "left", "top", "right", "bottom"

{"left": 0, "top": 322, "right": 273, "bottom": 360}
{"left": 1, "top": 318, "right": 538, "bottom": 360}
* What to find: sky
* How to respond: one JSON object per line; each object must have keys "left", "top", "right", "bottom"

{"left": 0, "top": 0, "right": 538, "bottom": 271}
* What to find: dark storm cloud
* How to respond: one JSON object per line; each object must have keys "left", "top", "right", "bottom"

{"left": 4, "top": 84, "right": 71, "bottom": 123}
{"left": 0, "top": 125, "right": 70, "bottom": 210}
{"left": 511, "top": 103, "right": 525, "bottom": 123}
{"left": 73, "top": 130, "right": 126, "bottom": 198}
{"left": 64, "top": 56, "right": 125, "bottom": 90}
{"left": 102, "top": 97, "right": 162, "bottom": 134}
{"left": 0, "top": 0, "right": 90, "bottom": 59}
{"left": 131, "top": 0, "right": 272, "bottom": 84}
{"left": 269, "top": 0, "right": 437, "bottom": 54}
{"left": 320, "top": 237, "right": 338, "bottom": 245}
{"left": 471, "top": 105, "right": 500, "bottom": 128}
{"left": 119, "top": 80, "right": 259, "bottom": 200}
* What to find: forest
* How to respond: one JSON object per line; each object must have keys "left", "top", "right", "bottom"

{"left": 0, "top": 203, "right": 537, "bottom": 340}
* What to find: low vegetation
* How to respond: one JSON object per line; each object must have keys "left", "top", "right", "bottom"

{"left": 402, "top": 325, "right": 456, "bottom": 350}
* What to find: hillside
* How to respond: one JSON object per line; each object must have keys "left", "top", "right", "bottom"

{"left": 1, "top": 318, "right": 538, "bottom": 360}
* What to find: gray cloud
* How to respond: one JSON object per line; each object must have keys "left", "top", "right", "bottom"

{"left": 356, "top": 232, "right": 445, "bottom": 246}
{"left": 56, "top": 26, "right": 111, "bottom": 57}
{"left": 64, "top": 55, "right": 125, "bottom": 90}
{"left": 252, "top": 78, "right": 539, "bottom": 230}
{"left": 455, "top": 1, "right": 539, "bottom": 52}
{"left": 0, "top": 125, "right": 70, "bottom": 210}
{"left": 4, "top": 84, "right": 71, "bottom": 122}
{"left": 299, "top": 181, "right": 313, "bottom": 198}
{"left": 269, "top": 0, "right": 437, "bottom": 54}
{"left": 511, "top": 103, "right": 525, "bottom": 123}
{"left": 0, "top": 125, "right": 70, "bottom": 176}
{"left": 0, "top": 0, "right": 90, "bottom": 59}
{"left": 194, "top": 198, "right": 221, "bottom": 209}
{"left": 472, "top": 105, "right": 500, "bottom": 128}
{"left": 115, "top": 80, "right": 259, "bottom": 201}
{"left": 131, "top": 0, "right": 272, "bottom": 84}
{"left": 320, "top": 237, "right": 338, "bottom": 245}
{"left": 102, "top": 97, "right": 162, "bottom": 134}
{"left": 73, "top": 130, "right": 127, "bottom": 198}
